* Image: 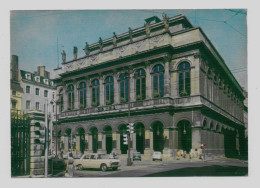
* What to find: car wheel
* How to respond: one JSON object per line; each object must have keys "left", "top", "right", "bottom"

{"left": 101, "top": 164, "right": 108, "bottom": 172}
{"left": 112, "top": 167, "right": 118, "bottom": 171}
{"left": 78, "top": 164, "right": 83, "bottom": 170}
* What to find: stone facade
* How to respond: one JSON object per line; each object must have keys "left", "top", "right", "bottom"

{"left": 53, "top": 15, "right": 246, "bottom": 159}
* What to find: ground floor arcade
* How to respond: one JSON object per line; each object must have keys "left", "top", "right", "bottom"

{"left": 54, "top": 111, "right": 243, "bottom": 159}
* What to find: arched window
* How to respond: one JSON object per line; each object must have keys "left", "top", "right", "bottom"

{"left": 59, "top": 88, "right": 64, "bottom": 112}
{"left": 105, "top": 76, "right": 114, "bottom": 105}
{"left": 67, "top": 85, "right": 74, "bottom": 110}
{"left": 119, "top": 73, "right": 129, "bottom": 103}
{"left": 135, "top": 69, "right": 146, "bottom": 100}
{"left": 78, "top": 82, "right": 87, "bottom": 109}
{"left": 92, "top": 79, "right": 100, "bottom": 107}
{"left": 178, "top": 62, "right": 191, "bottom": 96}
{"left": 152, "top": 64, "right": 164, "bottom": 98}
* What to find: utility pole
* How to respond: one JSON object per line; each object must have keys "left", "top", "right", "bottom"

{"left": 44, "top": 101, "right": 48, "bottom": 178}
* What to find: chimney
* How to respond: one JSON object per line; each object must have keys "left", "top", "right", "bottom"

{"left": 37, "top": 66, "right": 46, "bottom": 77}
{"left": 11, "top": 55, "right": 19, "bottom": 81}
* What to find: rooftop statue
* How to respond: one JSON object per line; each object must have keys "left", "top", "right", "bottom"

{"left": 83, "top": 42, "right": 90, "bottom": 56}
{"left": 61, "top": 50, "right": 66, "bottom": 63}
{"left": 128, "top": 27, "right": 133, "bottom": 42}
{"left": 162, "top": 13, "right": 170, "bottom": 31}
{"left": 145, "top": 23, "right": 151, "bottom": 37}
{"left": 73, "top": 46, "right": 78, "bottom": 60}
{"left": 113, "top": 32, "right": 117, "bottom": 47}
{"left": 99, "top": 37, "right": 103, "bottom": 52}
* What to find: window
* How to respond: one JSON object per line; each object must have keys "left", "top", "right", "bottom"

{"left": 26, "top": 100, "right": 30, "bottom": 110}
{"left": 53, "top": 105, "right": 55, "bottom": 113}
{"left": 67, "top": 85, "right": 74, "bottom": 110}
{"left": 59, "top": 89, "right": 64, "bottom": 112}
{"left": 178, "top": 62, "right": 190, "bottom": 96}
{"left": 79, "top": 82, "right": 87, "bottom": 109}
{"left": 25, "top": 73, "right": 31, "bottom": 80}
{"left": 152, "top": 64, "right": 164, "bottom": 98}
{"left": 35, "top": 76, "right": 40, "bottom": 82}
{"left": 26, "top": 86, "right": 30, "bottom": 94}
{"left": 44, "top": 79, "right": 49, "bottom": 85}
{"left": 12, "top": 90, "right": 16, "bottom": 96}
{"left": 35, "top": 88, "right": 40, "bottom": 96}
{"left": 11, "top": 100, "right": 17, "bottom": 109}
{"left": 105, "top": 76, "right": 114, "bottom": 105}
{"left": 92, "top": 79, "right": 100, "bottom": 107}
{"left": 52, "top": 92, "right": 55, "bottom": 99}
{"left": 35, "top": 102, "right": 40, "bottom": 110}
{"left": 135, "top": 69, "right": 146, "bottom": 100}
{"left": 44, "top": 90, "right": 48, "bottom": 97}
{"left": 119, "top": 73, "right": 129, "bottom": 103}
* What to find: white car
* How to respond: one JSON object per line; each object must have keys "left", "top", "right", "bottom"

{"left": 74, "top": 153, "right": 120, "bottom": 171}
{"left": 152, "top": 152, "right": 162, "bottom": 161}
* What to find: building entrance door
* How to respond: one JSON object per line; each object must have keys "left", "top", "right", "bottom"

{"left": 104, "top": 126, "right": 112, "bottom": 154}
{"left": 135, "top": 123, "right": 145, "bottom": 154}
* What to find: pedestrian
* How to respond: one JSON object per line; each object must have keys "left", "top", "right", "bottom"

{"left": 66, "top": 153, "right": 74, "bottom": 177}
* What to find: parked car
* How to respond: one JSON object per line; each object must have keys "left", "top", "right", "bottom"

{"left": 152, "top": 151, "right": 162, "bottom": 161}
{"left": 74, "top": 153, "right": 121, "bottom": 171}
{"left": 133, "top": 152, "right": 141, "bottom": 161}
{"left": 63, "top": 152, "right": 73, "bottom": 159}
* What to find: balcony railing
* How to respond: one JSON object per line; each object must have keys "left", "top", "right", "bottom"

{"left": 58, "top": 97, "right": 179, "bottom": 118}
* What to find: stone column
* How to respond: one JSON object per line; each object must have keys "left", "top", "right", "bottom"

{"left": 99, "top": 77, "right": 105, "bottom": 106}
{"left": 84, "top": 134, "right": 88, "bottom": 154}
{"left": 88, "top": 134, "right": 93, "bottom": 153}
{"left": 132, "top": 133, "right": 136, "bottom": 150}
{"left": 29, "top": 118, "right": 45, "bottom": 176}
{"left": 170, "top": 129, "right": 179, "bottom": 157}
{"left": 192, "top": 127, "right": 202, "bottom": 149}
{"left": 102, "top": 133, "right": 106, "bottom": 151}
{"left": 112, "top": 131, "right": 120, "bottom": 154}
{"left": 129, "top": 73, "right": 135, "bottom": 102}
{"left": 113, "top": 74, "right": 119, "bottom": 104}
{"left": 116, "top": 132, "right": 121, "bottom": 154}
{"left": 97, "top": 132, "right": 106, "bottom": 154}
{"left": 63, "top": 86, "right": 68, "bottom": 111}
{"left": 144, "top": 129, "right": 153, "bottom": 157}
{"left": 164, "top": 61, "right": 170, "bottom": 97}
{"left": 163, "top": 128, "right": 173, "bottom": 157}
{"left": 145, "top": 65, "right": 152, "bottom": 99}
{"left": 74, "top": 83, "right": 79, "bottom": 109}
{"left": 219, "top": 132, "right": 225, "bottom": 156}
{"left": 75, "top": 134, "right": 80, "bottom": 153}
{"left": 64, "top": 136, "right": 69, "bottom": 152}
{"left": 86, "top": 80, "right": 92, "bottom": 108}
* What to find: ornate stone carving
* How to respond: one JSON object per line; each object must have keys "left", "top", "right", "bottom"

{"left": 134, "top": 41, "right": 144, "bottom": 51}
{"left": 117, "top": 46, "right": 128, "bottom": 56}
{"left": 89, "top": 55, "right": 98, "bottom": 64}
{"left": 65, "top": 64, "right": 73, "bottom": 72}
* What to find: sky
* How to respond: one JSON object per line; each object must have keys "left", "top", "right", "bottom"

{"left": 10, "top": 9, "right": 247, "bottom": 90}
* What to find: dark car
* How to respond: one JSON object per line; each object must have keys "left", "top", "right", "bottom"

{"left": 133, "top": 152, "right": 141, "bottom": 161}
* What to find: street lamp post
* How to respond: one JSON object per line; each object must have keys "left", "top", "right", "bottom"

{"left": 51, "top": 99, "right": 60, "bottom": 158}
{"left": 127, "top": 72, "right": 132, "bottom": 166}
